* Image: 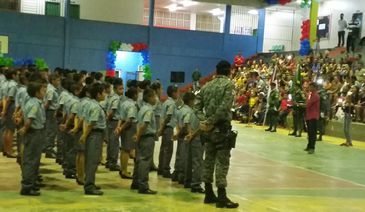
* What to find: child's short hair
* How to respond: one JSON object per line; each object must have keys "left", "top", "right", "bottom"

{"left": 167, "top": 85, "right": 178, "bottom": 97}
{"left": 151, "top": 82, "right": 161, "bottom": 91}
{"left": 27, "top": 81, "right": 45, "bottom": 98}
{"left": 89, "top": 83, "right": 105, "bottom": 99}
{"left": 73, "top": 73, "right": 83, "bottom": 83}
{"left": 138, "top": 80, "right": 151, "bottom": 90}
{"left": 61, "top": 78, "right": 71, "bottom": 92}
{"left": 125, "top": 87, "right": 138, "bottom": 99}
{"left": 127, "top": 80, "right": 138, "bottom": 88}
{"left": 95, "top": 72, "right": 103, "bottom": 81}
{"left": 143, "top": 88, "right": 155, "bottom": 103}
{"left": 113, "top": 78, "right": 123, "bottom": 87}
{"left": 18, "top": 72, "right": 30, "bottom": 85}
{"left": 5, "top": 69, "right": 16, "bottom": 80}
{"left": 183, "top": 92, "right": 195, "bottom": 104}
{"left": 85, "top": 76, "right": 94, "bottom": 85}
{"left": 49, "top": 73, "right": 60, "bottom": 83}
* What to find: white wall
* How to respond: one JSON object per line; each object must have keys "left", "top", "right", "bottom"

{"left": 20, "top": 0, "right": 144, "bottom": 25}
{"left": 73, "top": 0, "right": 144, "bottom": 25}
{"left": 263, "top": 8, "right": 295, "bottom": 52}
{"left": 318, "top": 0, "right": 365, "bottom": 49}
{"left": 263, "top": 0, "right": 365, "bottom": 52}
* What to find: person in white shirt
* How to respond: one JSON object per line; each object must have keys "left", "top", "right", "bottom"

{"left": 338, "top": 13, "right": 347, "bottom": 47}
{"left": 347, "top": 14, "right": 362, "bottom": 53}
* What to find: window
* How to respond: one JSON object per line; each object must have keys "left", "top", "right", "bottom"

{"left": 147, "top": 0, "right": 225, "bottom": 32}
{"left": 45, "top": 2, "right": 60, "bottom": 16}
{"left": 69, "top": 4, "right": 80, "bottom": 19}
{"left": 170, "top": 72, "right": 185, "bottom": 83}
{"left": 230, "top": 6, "right": 259, "bottom": 36}
{"left": 0, "top": 0, "right": 19, "bottom": 11}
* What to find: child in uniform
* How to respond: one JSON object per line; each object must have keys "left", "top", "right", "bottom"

{"left": 132, "top": 88, "right": 157, "bottom": 194}
{"left": 80, "top": 83, "right": 106, "bottom": 195}
{"left": 116, "top": 87, "right": 138, "bottom": 179}
{"left": 19, "top": 80, "right": 47, "bottom": 196}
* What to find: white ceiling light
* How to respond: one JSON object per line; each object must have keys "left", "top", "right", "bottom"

{"left": 210, "top": 8, "right": 224, "bottom": 16}
{"left": 248, "top": 9, "right": 258, "bottom": 15}
{"left": 180, "top": 0, "right": 198, "bottom": 7}
{"left": 166, "top": 3, "right": 183, "bottom": 12}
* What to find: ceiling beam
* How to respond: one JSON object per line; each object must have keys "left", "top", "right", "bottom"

{"left": 193, "top": 0, "right": 268, "bottom": 8}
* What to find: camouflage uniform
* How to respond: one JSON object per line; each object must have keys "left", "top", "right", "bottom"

{"left": 195, "top": 75, "right": 234, "bottom": 188}
{"left": 266, "top": 88, "right": 280, "bottom": 131}
{"left": 291, "top": 88, "right": 306, "bottom": 136}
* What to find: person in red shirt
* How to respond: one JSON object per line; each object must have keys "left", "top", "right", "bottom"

{"left": 305, "top": 82, "right": 320, "bottom": 154}
{"left": 234, "top": 52, "right": 245, "bottom": 68}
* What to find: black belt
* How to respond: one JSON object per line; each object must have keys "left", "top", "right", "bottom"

{"left": 91, "top": 128, "right": 104, "bottom": 133}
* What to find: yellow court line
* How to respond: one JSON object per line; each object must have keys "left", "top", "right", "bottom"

{"left": 234, "top": 122, "right": 365, "bottom": 150}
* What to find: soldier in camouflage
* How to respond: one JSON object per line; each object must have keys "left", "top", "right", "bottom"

{"left": 195, "top": 60, "right": 239, "bottom": 209}
{"left": 289, "top": 83, "right": 306, "bottom": 137}
{"left": 265, "top": 82, "right": 280, "bottom": 132}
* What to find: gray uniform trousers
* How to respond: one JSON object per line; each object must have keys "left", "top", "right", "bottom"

{"left": 56, "top": 116, "right": 64, "bottom": 162}
{"left": 184, "top": 137, "right": 203, "bottom": 188}
{"left": 174, "top": 137, "right": 185, "bottom": 180}
{"left": 133, "top": 135, "right": 155, "bottom": 191}
{"left": 84, "top": 130, "right": 103, "bottom": 191}
{"left": 64, "top": 131, "right": 76, "bottom": 175}
{"left": 21, "top": 129, "right": 45, "bottom": 190}
{"left": 202, "top": 140, "right": 231, "bottom": 188}
{"left": 44, "top": 110, "right": 57, "bottom": 152}
{"left": 158, "top": 127, "right": 174, "bottom": 174}
{"left": 107, "top": 120, "right": 119, "bottom": 166}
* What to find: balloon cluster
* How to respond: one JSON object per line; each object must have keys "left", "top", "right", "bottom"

{"left": 265, "top": 0, "right": 292, "bottom": 5}
{"left": 14, "top": 58, "right": 34, "bottom": 67}
{"left": 132, "top": 43, "right": 148, "bottom": 52}
{"left": 299, "top": 20, "right": 311, "bottom": 56}
{"left": 106, "top": 41, "right": 152, "bottom": 79}
{"left": 1, "top": 56, "right": 49, "bottom": 70}
{"left": 35, "top": 58, "right": 49, "bottom": 71}
{"left": 300, "top": 0, "right": 311, "bottom": 8}
{"left": 0, "top": 56, "right": 14, "bottom": 67}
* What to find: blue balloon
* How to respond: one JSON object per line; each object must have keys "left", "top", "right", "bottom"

{"left": 266, "top": 0, "right": 278, "bottom": 4}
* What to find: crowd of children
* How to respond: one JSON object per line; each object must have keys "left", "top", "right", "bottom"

{"left": 0, "top": 66, "right": 205, "bottom": 198}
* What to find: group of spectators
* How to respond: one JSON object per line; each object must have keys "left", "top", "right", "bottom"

{"left": 231, "top": 52, "right": 365, "bottom": 141}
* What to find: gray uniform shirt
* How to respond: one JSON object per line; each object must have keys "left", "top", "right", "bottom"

{"left": 87, "top": 99, "right": 106, "bottom": 129}
{"left": 162, "top": 97, "right": 177, "bottom": 128}
{"left": 137, "top": 103, "right": 156, "bottom": 135}
{"left": 119, "top": 97, "right": 137, "bottom": 123}
{"left": 45, "top": 83, "right": 59, "bottom": 110}
{"left": 23, "top": 97, "right": 46, "bottom": 129}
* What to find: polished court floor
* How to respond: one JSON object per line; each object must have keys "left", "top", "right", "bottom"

{"left": 1, "top": 122, "right": 365, "bottom": 211}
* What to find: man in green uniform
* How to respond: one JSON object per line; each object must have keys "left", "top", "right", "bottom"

{"left": 195, "top": 60, "right": 239, "bottom": 209}
{"left": 265, "top": 82, "right": 280, "bottom": 132}
{"left": 289, "top": 83, "right": 306, "bottom": 137}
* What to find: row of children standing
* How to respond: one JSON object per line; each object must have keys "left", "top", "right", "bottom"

{"left": 0, "top": 66, "right": 205, "bottom": 196}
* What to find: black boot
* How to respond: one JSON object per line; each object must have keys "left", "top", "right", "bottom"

{"left": 216, "top": 187, "right": 239, "bottom": 208}
{"left": 204, "top": 183, "right": 218, "bottom": 204}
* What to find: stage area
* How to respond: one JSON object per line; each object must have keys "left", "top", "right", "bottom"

{"left": 0, "top": 123, "right": 365, "bottom": 211}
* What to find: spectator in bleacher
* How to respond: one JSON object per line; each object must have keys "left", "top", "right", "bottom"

{"left": 355, "top": 88, "right": 365, "bottom": 122}
{"left": 340, "top": 95, "right": 355, "bottom": 147}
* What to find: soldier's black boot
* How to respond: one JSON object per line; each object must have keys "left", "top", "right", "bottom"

{"left": 216, "top": 188, "right": 239, "bottom": 208}
{"left": 204, "top": 183, "right": 218, "bottom": 204}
